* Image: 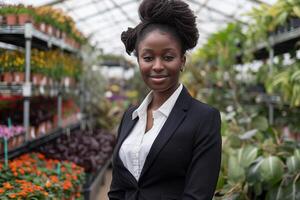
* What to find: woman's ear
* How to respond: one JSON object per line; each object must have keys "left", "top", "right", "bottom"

{"left": 181, "top": 55, "right": 186, "bottom": 68}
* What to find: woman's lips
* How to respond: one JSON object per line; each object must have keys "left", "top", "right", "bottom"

{"left": 149, "top": 75, "right": 168, "bottom": 84}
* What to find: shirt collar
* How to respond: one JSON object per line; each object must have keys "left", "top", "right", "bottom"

{"left": 132, "top": 84, "right": 183, "bottom": 120}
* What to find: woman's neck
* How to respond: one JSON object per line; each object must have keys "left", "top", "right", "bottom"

{"left": 149, "top": 83, "right": 180, "bottom": 110}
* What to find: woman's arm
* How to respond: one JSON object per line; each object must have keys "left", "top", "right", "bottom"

{"left": 182, "top": 109, "right": 222, "bottom": 200}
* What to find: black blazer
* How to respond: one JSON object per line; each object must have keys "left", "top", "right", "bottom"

{"left": 108, "top": 86, "right": 222, "bottom": 200}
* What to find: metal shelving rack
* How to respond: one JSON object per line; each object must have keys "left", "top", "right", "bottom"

{"left": 0, "top": 24, "right": 78, "bottom": 53}
{"left": 237, "top": 26, "right": 300, "bottom": 125}
{"left": 0, "top": 22, "right": 83, "bottom": 156}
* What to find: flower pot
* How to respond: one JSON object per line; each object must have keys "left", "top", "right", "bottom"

{"left": 8, "top": 138, "right": 14, "bottom": 150}
{"left": 62, "top": 77, "right": 71, "bottom": 87}
{"left": 56, "top": 29, "right": 61, "bottom": 38}
{"left": 0, "top": 15, "right": 4, "bottom": 25}
{"left": 16, "top": 134, "right": 25, "bottom": 147}
{"left": 48, "top": 78, "right": 54, "bottom": 86}
{"left": 40, "top": 75, "right": 48, "bottom": 86}
{"left": 6, "top": 14, "right": 17, "bottom": 25}
{"left": 2, "top": 72, "right": 13, "bottom": 83}
{"left": 13, "top": 72, "right": 25, "bottom": 83}
{"left": 30, "top": 126, "right": 36, "bottom": 140}
{"left": 61, "top": 32, "right": 66, "bottom": 40}
{"left": 45, "top": 24, "right": 53, "bottom": 36}
{"left": 31, "top": 73, "right": 43, "bottom": 85}
{"left": 37, "top": 122, "right": 46, "bottom": 136}
{"left": 45, "top": 121, "right": 52, "bottom": 132}
{"left": 18, "top": 14, "right": 32, "bottom": 25}
{"left": 39, "top": 22, "right": 47, "bottom": 33}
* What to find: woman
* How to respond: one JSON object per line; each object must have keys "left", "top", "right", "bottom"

{"left": 108, "top": 0, "right": 221, "bottom": 199}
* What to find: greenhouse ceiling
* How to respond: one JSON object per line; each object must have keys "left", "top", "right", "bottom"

{"left": 3, "top": 0, "right": 276, "bottom": 56}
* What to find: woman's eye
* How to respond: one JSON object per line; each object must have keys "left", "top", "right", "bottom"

{"left": 164, "top": 56, "right": 174, "bottom": 61}
{"left": 143, "top": 57, "right": 153, "bottom": 62}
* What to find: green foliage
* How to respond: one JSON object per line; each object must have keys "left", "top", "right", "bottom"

{"left": 266, "top": 62, "right": 300, "bottom": 107}
{"left": 188, "top": 1, "right": 300, "bottom": 198}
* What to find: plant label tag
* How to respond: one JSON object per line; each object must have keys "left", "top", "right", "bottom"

{"left": 23, "top": 83, "right": 31, "bottom": 97}
{"left": 39, "top": 85, "right": 45, "bottom": 95}
{"left": 25, "top": 23, "right": 32, "bottom": 39}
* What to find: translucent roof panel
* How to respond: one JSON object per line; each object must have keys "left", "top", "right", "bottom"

{"left": 4, "top": 0, "right": 277, "bottom": 56}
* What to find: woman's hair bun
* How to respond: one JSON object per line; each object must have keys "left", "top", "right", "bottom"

{"left": 121, "top": 27, "right": 138, "bottom": 55}
{"left": 138, "top": 0, "right": 173, "bottom": 23}
{"left": 121, "top": 0, "right": 199, "bottom": 55}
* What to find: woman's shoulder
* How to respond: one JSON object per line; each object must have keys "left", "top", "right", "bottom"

{"left": 189, "top": 98, "right": 220, "bottom": 117}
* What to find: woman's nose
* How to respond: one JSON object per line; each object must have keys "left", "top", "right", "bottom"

{"left": 152, "top": 58, "right": 164, "bottom": 72}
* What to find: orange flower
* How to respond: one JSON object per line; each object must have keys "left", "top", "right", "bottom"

{"left": 50, "top": 175, "right": 59, "bottom": 183}
{"left": 0, "top": 188, "right": 5, "bottom": 194}
{"left": 45, "top": 180, "right": 51, "bottom": 188}
{"left": 8, "top": 193, "right": 16, "bottom": 198}
{"left": 19, "top": 168, "right": 25, "bottom": 175}
{"left": 72, "top": 175, "right": 78, "bottom": 181}
{"left": 62, "top": 180, "right": 72, "bottom": 190}
{"left": 37, "top": 153, "right": 45, "bottom": 160}
{"left": 17, "top": 191, "right": 27, "bottom": 197}
{"left": 3, "top": 182, "right": 13, "bottom": 190}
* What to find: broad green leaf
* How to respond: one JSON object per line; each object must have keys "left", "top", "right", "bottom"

{"left": 265, "top": 182, "right": 284, "bottom": 200}
{"left": 247, "top": 157, "right": 263, "bottom": 184}
{"left": 239, "top": 129, "right": 258, "bottom": 140}
{"left": 282, "top": 181, "right": 300, "bottom": 200}
{"left": 295, "top": 149, "right": 300, "bottom": 160}
{"left": 228, "top": 135, "right": 242, "bottom": 148}
{"left": 228, "top": 156, "right": 245, "bottom": 184}
{"left": 252, "top": 116, "right": 269, "bottom": 131}
{"left": 216, "top": 171, "right": 225, "bottom": 190}
{"left": 293, "top": 7, "right": 300, "bottom": 17}
{"left": 254, "top": 182, "right": 263, "bottom": 196}
{"left": 259, "top": 156, "right": 284, "bottom": 186}
{"left": 237, "top": 145, "right": 258, "bottom": 168}
{"left": 287, "top": 156, "right": 300, "bottom": 174}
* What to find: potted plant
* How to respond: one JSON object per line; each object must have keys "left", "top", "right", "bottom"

{"left": 1, "top": 6, "right": 18, "bottom": 25}
{"left": 16, "top": 4, "right": 34, "bottom": 25}
{"left": 0, "top": 51, "right": 14, "bottom": 83}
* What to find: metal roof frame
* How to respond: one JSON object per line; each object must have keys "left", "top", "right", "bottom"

{"left": 5, "top": 0, "right": 276, "bottom": 55}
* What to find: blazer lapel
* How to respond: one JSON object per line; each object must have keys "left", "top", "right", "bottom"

{"left": 113, "top": 112, "right": 139, "bottom": 184}
{"left": 114, "top": 114, "right": 138, "bottom": 165}
{"left": 139, "top": 87, "right": 192, "bottom": 181}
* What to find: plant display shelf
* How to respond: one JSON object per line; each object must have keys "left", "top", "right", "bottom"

{"left": 0, "top": 83, "right": 22, "bottom": 95}
{"left": 238, "top": 26, "right": 300, "bottom": 62}
{"left": 83, "top": 157, "right": 111, "bottom": 200}
{"left": 0, "top": 83, "right": 80, "bottom": 96}
{"left": 0, "top": 121, "right": 81, "bottom": 161}
{"left": 0, "top": 25, "right": 78, "bottom": 53}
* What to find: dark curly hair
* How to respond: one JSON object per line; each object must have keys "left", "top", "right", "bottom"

{"left": 121, "top": 0, "right": 199, "bottom": 56}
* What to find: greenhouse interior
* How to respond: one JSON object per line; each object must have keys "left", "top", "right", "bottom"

{"left": 0, "top": 0, "right": 300, "bottom": 199}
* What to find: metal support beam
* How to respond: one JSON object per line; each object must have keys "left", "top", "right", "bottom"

{"left": 42, "top": 0, "right": 67, "bottom": 6}
{"left": 195, "top": 0, "right": 210, "bottom": 14}
{"left": 110, "top": 0, "right": 137, "bottom": 24}
{"left": 24, "top": 23, "right": 32, "bottom": 141}
{"left": 65, "top": 1, "right": 102, "bottom": 12}
{"left": 77, "top": 0, "right": 136, "bottom": 23}
{"left": 246, "top": 0, "right": 271, "bottom": 6}
{"left": 187, "top": 0, "right": 247, "bottom": 25}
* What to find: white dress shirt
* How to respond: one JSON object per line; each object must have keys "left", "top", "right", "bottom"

{"left": 119, "top": 84, "right": 183, "bottom": 180}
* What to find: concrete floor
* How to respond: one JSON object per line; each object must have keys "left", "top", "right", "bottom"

{"left": 97, "top": 169, "right": 112, "bottom": 200}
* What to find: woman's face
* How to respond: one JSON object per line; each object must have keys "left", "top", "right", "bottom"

{"left": 137, "top": 30, "right": 185, "bottom": 95}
